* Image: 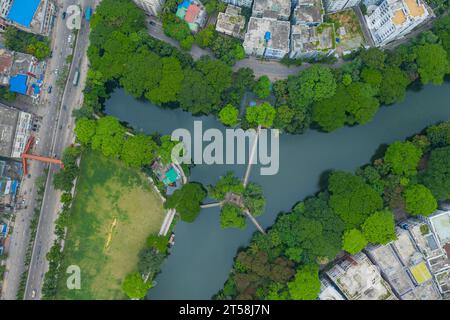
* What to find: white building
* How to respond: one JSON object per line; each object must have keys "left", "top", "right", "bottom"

{"left": 252, "top": 0, "right": 291, "bottom": 21}
{"left": 243, "top": 17, "right": 290, "bottom": 59}
{"left": 216, "top": 5, "right": 246, "bottom": 38}
{"left": 365, "top": 0, "right": 429, "bottom": 46}
{"left": 133, "top": 0, "right": 165, "bottom": 16}
{"left": 292, "top": 0, "right": 324, "bottom": 25}
{"left": 323, "top": 0, "right": 361, "bottom": 13}
{"left": 220, "top": 0, "right": 254, "bottom": 8}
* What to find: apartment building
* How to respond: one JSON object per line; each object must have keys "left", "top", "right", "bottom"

{"left": 365, "top": 0, "right": 429, "bottom": 46}
{"left": 252, "top": 0, "right": 291, "bottom": 21}
{"left": 323, "top": 0, "right": 361, "bottom": 13}
{"left": 220, "top": 0, "right": 254, "bottom": 8}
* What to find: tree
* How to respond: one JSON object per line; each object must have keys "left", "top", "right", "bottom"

{"left": 220, "top": 204, "right": 246, "bottom": 229}
{"left": 312, "top": 87, "right": 347, "bottom": 132}
{"left": 328, "top": 171, "right": 383, "bottom": 229}
{"left": 219, "top": 104, "right": 239, "bottom": 126}
{"left": 426, "top": 120, "right": 450, "bottom": 147}
{"left": 195, "top": 25, "right": 215, "bottom": 48}
{"left": 361, "top": 67, "right": 382, "bottom": 93}
{"left": 421, "top": 146, "right": 450, "bottom": 201}
{"left": 362, "top": 209, "right": 396, "bottom": 245}
{"left": 165, "top": 183, "right": 207, "bottom": 222}
{"left": 360, "top": 48, "right": 386, "bottom": 70}
{"left": 146, "top": 57, "right": 184, "bottom": 104}
{"left": 404, "top": 184, "right": 437, "bottom": 216}
{"left": 158, "top": 135, "right": 179, "bottom": 165}
{"left": 415, "top": 43, "right": 449, "bottom": 85}
{"left": 287, "top": 264, "right": 320, "bottom": 300}
{"left": 245, "top": 102, "right": 276, "bottom": 128}
{"left": 137, "top": 248, "right": 165, "bottom": 277}
{"left": 384, "top": 141, "right": 423, "bottom": 176}
{"left": 287, "top": 65, "right": 337, "bottom": 109}
{"left": 209, "top": 172, "right": 244, "bottom": 200}
{"left": 378, "top": 66, "right": 410, "bottom": 105}
{"left": 91, "top": 116, "right": 126, "bottom": 158}
{"left": 75, "top": 118, "right": 96, "bottom": 145}
{"left": 342, "top": 229, "right": 368, "bottom": 254}
{"left": 254, "top": 76, "right": 271, "bottom": 99}
{"left": 243, "top": 183, "right": 266, "bottom": 216}
{"left": 121, "top": 272, "right": 153, "bottom": 299}
{"left": 121, "top": 134, "right": 158, "bottom": 168}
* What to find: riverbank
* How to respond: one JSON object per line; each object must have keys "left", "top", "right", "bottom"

{"left": 55, "top": 151, "right": 165, "bottom": 299}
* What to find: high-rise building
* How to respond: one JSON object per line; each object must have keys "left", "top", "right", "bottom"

{"left": 365, "top": 0, "right": 429, "bottom": 46}
{"left": 133, "top": 0, "right": 165, "bottom": 16}
{"left": 220, "top": 0, "right": 254, "bottom": 8}
{"left": 323, "top": 0, "right": 361, "bottom": 13}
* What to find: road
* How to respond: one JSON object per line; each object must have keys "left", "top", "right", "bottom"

{"left": 22, "top": 0, "right": 97, "bottom": 300}
{"left": 0, "top": 0, "right": 83, "bottom": 300}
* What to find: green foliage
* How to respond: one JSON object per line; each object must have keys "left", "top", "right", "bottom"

{"left": 426, "top": 121, "right": 450, "bottom": 147}
{"left": 158, "top": 135, "right": 179, "bottom": 165}
{"left": 165, "top": 183, "right": 207, "bottom": 222}
{"left": 342, "top": 229, "right": 368, "bottom": 254}
{"left": 254, "top": 76, "right": 271, "bottom": 99}
{"left": 362, "top": 209, "right": 396, "bottom": 245}
{"left": 75, "top": 118, "right": 96, "bottom": 145}
{"left": 421, "top": 146, "right": 450, "bottom": 201}
{"left": 162, "top": 13, "right": 192, "bottom": 48}
{"left": 121, "top": 134, "right": 158, "bottom": 168}
{"left": 121, "top": 272, "right": 153, "bottom": 299}
{"left": 243, "top": 183, "right": 266, "bottom": 216}
{"left": 4, "top": 27, "right": 51, "bottom": 60}
{"left": 147, "top": 234, "right": 169, "bottom": 254}
{"left": 287, "top": 264, "right": 320, "bottom": 300}
{"left": 209, "top": 172, "right": 244, "bottom": 200}
{"left": 245, "top": 102, "right": 276, "bottom": 128}
{"left": 137, "top": 248, "right": 165, "bottom": 278}
{"left": 287, "top": 65, "right": 337, "bottom": 109}
{"left": 360, "top": 48, "right": 386, "bottom": 69}
{"left": 378, "top": 67, "right": 410, "bottom": 105}
{"left": 384, "top": 141, "right": 422, "bottom": 176}
{"left": 415, "top": 43, "right": 449, "bottom": 85}
{"left": 220, "top": 204, "right": 246, "bottom": 229}
{"left": 219, "top": 104, "right": 239, "bottom": 126}
{"left": 91, "top": 116, "right": 126, "bottom": 158}
{"left": 328, "top": 171, "right": 383, "bottom": 229}
{"left": 404, "top": 184, "right": 437, "bottom": 216}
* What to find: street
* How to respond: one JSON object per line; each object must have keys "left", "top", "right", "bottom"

{"left": 0, "top": 0, "right": 95, "bottom": 300}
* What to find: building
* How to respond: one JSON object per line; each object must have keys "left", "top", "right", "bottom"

{"left": 289, "top": 23, "right": 335, "bottom": 58}
{"left": 326, "top": 252, "right": 397, "bottom": 300}
{"left": 318, "top": 277, "right": 346, "bottom": 300}
{"left": 216, "top": 5, "right": 246, "bottom": 38}
{"left": 0, "top": 48, "right": 12, "bottom": 85}
{"left": 133, "top": 0, "right": 165, "bottom": 16}
{"left": 292, "top": 0, "right": 323, "bottom": 25}
{"left": 220, "top": 0, "right": 254, "bottom": 7}
{"left": 0, "top": 0, "right": 55, "bottom": 36}
{"left": 323, "top": 0, "right": 361, "bottom": 13}
{"left": 243, "top": 17, "right": 290, "bottom": 59}
{"left": 176, "top": 0, "right": 207, "bottom": 32}
{"left": 0, "top": 103, "right": 32, "bottom": 159}
{"left": 252, "top": 0, "right": 291, "bottom": 21}
{"left": 365, "top": 0, "right": 429, "bottom": 46}
{"left": 0, "top": 158, "right": 22, "bottom": 213}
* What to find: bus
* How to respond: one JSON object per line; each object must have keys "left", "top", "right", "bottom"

{"left": 73, "top": 70, "right": 80, "bottom": 86}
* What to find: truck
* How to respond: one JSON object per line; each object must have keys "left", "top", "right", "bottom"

{"left": 85, "top": 6, "right": 92, "bottom": 21}
{"left": 73, "top": 70, "right": 80, "bottom": 86}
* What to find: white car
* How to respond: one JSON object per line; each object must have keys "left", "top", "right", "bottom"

{"left": 31, "top": 290, "right": 36, "bottom": 298}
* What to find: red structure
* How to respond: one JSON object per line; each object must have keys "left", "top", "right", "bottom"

{"left": 21, "top": 136, "right": 63, "bottom": 175}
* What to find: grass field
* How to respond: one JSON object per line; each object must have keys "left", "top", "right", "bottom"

{"left": 56, "top": 151, "right": 165, "bottom": 299}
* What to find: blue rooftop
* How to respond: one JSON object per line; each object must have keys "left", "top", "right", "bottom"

{"left": 7, "top": 0, "right": 41, "bottom": 27}
{"left": 9, "top": 74, "right": 28, "bottom": 95}
{"left": 178, "top": 0, "right": 191, "bottom": 9}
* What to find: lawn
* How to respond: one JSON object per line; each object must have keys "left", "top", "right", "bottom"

{"left": 56, "top": 150, "right": 165, "bottom": 299}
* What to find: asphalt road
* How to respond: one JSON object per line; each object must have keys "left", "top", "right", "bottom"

{"left": 21, "top": 0, "right": 95, "bottom": 300}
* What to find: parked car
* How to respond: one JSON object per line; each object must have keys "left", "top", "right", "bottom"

{"left": 62, "top": 12, "right": 66, "bottom": 19}
{"left": 47, "top": 86, "right": 52, "bottom": 94}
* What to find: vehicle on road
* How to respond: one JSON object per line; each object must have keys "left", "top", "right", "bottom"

{"left": 73, "top": 70, "right": 80, "bottom": 86}
{"left": 31, "top": 290, "right": 36, "bottom": 298}
{"left": 62, "top": 12, "right": 66, "bottom": 19}
{"left": 47, "top": 86, "right": 52, "bottom": 94}
{"left": 149, "top": 21, "right": 156, "bottom": 26}
{"left": 85, "top": 7, "right": 92, "bottom": 21}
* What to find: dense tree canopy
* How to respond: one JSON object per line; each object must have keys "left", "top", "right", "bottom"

{"left": 362, "top": 209, "right": 396, "bottom": 245}
{"left": 421, "top": 146, "right": 450, "bottom": 201}
{"left": 415, "top": 43, "right": 449, "bottom": 85}
{"left": 220, "top": 204, "right": 246, "bottom": 229}
{"left": 254, "top": 76, "right": 271, "bottom": 99}
{"left": 121, "top": 134, "right": 158, "bottom": 168}
{"left": 328, "top": 171, "right": 383, "bottom": 229}
{"left": 91, "top": 116, "right": 126, "bottom": 158}
{"left": 165, "top": 183, "right": 207, "bottom": 222}
{"left": 75, "top": 118, "right": 96, "bottom": 145}
{"left": 218, "top": 104, "right": 239, "bottom": 126}
{"left": 342, "top": 229, "right": 368, "bottom": 255}
{"left": 121, "top": 272, "right": 153, "bottom": 299}
{"left": 245, "top": 102, "right": 276, "bottom": 128}
{"left": 404, "top": 184, "right": 438, "bottom": 216}
{"left": 384, "top": 141, "right": 422, "bottom": 176}
{"left": 287, "top": 264, "right": 321, "bottom": 300}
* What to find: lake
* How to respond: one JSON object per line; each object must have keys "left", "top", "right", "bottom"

{"left": 105, "top": 82, "right": 450, "bottom": 299}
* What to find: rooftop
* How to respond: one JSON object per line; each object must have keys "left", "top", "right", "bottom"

{"left": 410, "top": 261, "right": 432, "bottom": 284}
{"left": 366, "top": 244, "right": 414, "bottom": 296}
{"left": 404, "top": 0, "right": 425, "bottom": 17}
{"left": 291, "top": 23, "right": 335, "bottom": 54}
{"left": 9, "top": 74, "right": 27, "bottom": 95}
{"left": 429, "top": 210, "right": 450, "bottom": 247}
{"left": 326, "top": 252, "right": 396, "bottom": 300}
{"left": 391, "top": 228, "right": 422, "bottom": 266}
{"left": 318, "top": 277, "right": 345, "bottom": 300}
{"left": 252, "top": 0, "right": 291, "bottom": 20}
{"left": 293, "top": 0, "right": 323, "bottom": 25}
{"left": 392, "top": 9, "right": 406, "bottom": 25}
{"left": 0, "top": 48, "right": 13, "bottom": 86}
{"left": 408, "top": 221, "right": 441, "bottom": 259}
{"left": 216, "top": 5, "right": 246, "bottom": 38}
{"left": 244, "top": 17, "right": 290, "bottom": 52}
{"left": 0, "top": 103, "right": 19, "bottom": 158}
{"left": 6, "top": 0, "right": 40, "bottom": 27}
